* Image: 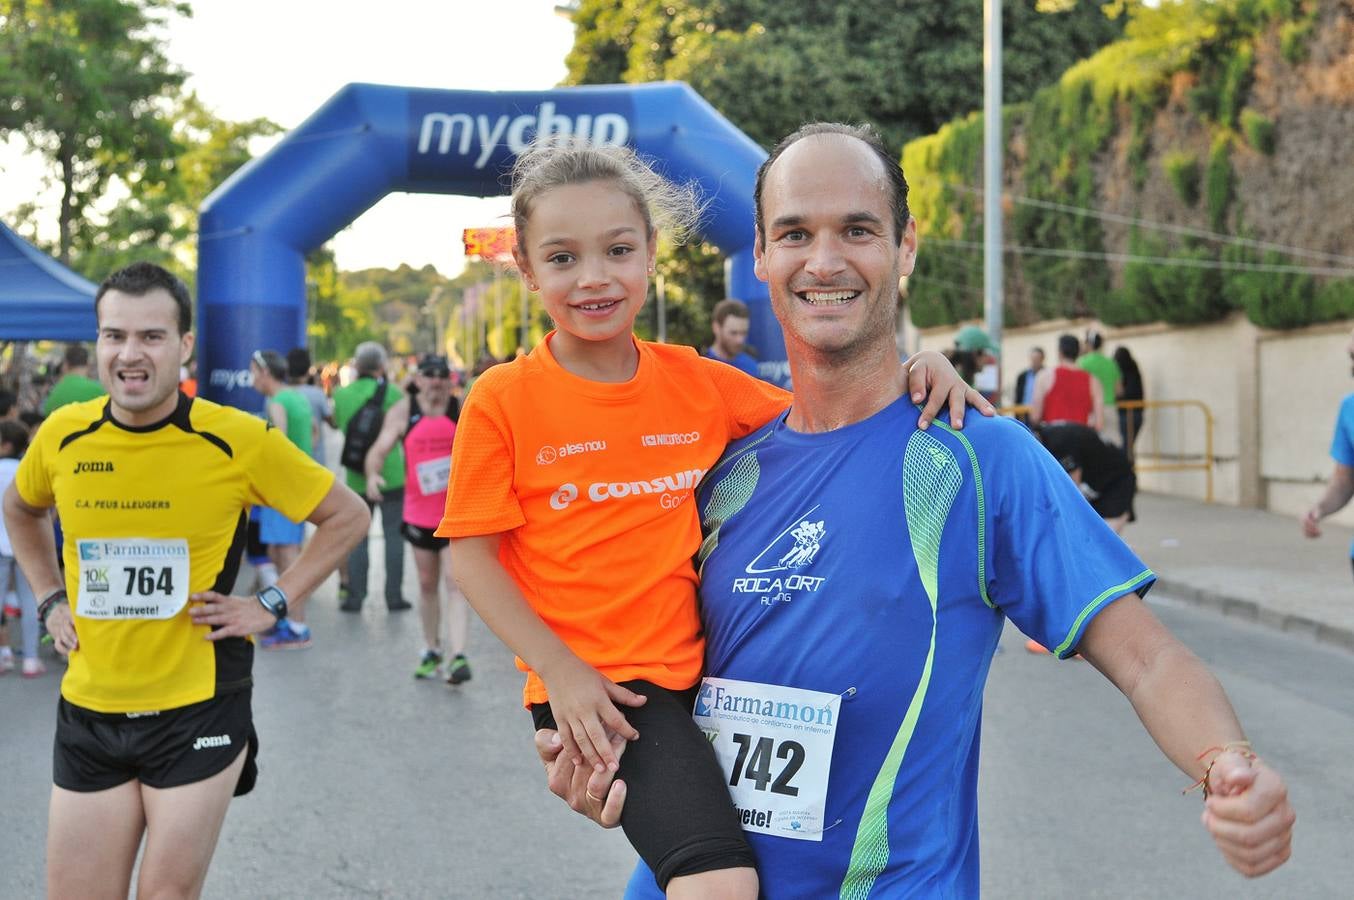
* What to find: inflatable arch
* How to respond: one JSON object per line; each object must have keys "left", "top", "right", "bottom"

{"left": 197, "top": 82, "right": 789, "bottom": 407}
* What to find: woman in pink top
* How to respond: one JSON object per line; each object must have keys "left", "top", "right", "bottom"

{"left": 365, "top": 354, "right": 473, "bottom": 683}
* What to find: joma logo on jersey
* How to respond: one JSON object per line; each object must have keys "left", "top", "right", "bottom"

{"left": 73, "top": 461, "right": 115, "bottom": 475}
{"left": 192, "top": 735, "right": 232, "bottom": 751}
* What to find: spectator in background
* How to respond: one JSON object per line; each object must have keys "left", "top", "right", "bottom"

{"left": 287, "top": 348, "right": 334, "bottom": 467}
{"left": 1302, "top": 327, "right": 1354, "bottom": 577}
{"left": 1079, "top": 329, "right": 1121, "bottom": 446}
{"left": 954, "top": 325, "right": 1000, "bottom": 403}
{"left": 41, "top": 344, "right": 105, "bottom": 415}
{"left": 250, "top": 349, "right": 316, "bottom": 650}
{"left": 705, "top": 299, "right": 760, "bottom": 378}
{"left": 1036, "top": 423, "right": 1137, "bottom": 535}
{"left": 1114, "top": 346, "right": 1145, "bottom": 459}
{"left": 1032, "top": 333, "right": 1101, "bottom": 431}
{"left": 0, "top": 389, "right": 17, "bottom": 422}
{"left": 1014, "top": 346, "right": 1045, "bottom": 413}
{"left": 333, "top": 342, "right": 409, "bottom": 613}
{"left": 0, "top": 419, "right": 42, "bottom": 678}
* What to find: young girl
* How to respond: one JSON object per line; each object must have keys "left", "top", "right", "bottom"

{"left": 438, "top": 139, "right": 977, "bottom": 897}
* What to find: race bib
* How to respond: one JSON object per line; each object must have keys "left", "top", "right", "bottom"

{"left": 76, "top": 538, "right": 190, "bottom": 620}
{"left": 415, "top": 455, "right": 451, "bottom": 496}
{"left": 692, "top": 677, "right": 840, "bottom": 841}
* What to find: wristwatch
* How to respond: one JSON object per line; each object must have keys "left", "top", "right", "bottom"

{"left": 256, "top": 585, "right": 288, "bottom": 621}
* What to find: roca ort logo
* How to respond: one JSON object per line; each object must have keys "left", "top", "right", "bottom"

{"left": 536, "top": 446, "right": 558, "bottom": 466}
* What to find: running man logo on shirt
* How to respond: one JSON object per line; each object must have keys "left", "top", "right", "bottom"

{"left": 746, "top": 505, "right": 827, "bottom": 574}
{"left": 729, "top": 504, "right": 830, "bottom": 605}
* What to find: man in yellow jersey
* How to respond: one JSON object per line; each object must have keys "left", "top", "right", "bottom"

{"left": 2, "top": 262, "right": 369, "bottom": 899}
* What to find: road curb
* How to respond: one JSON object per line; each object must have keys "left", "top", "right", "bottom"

{"left": 1153, "top": 576, "right": 1354, "bottom": 654}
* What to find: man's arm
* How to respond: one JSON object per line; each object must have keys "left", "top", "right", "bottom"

{"left": 267, "top": 399, "right": 288, "bottom": 432}
{"left": 1078, "top": 595, "right": 1294, "bottom": 877}
{"left": 1030, "top": 368, "right": 1052, "bottom": 425}
{"left": 2, "top": 482, "right": 76, "bottom": 652}
{"left": 188, "top": 480, "right": 370, "bottom": 637}
{"left": 363, "top": 397, "right": 409, "bottom": 501}
{"left": 1090, "top": 384, "right": 1105, "bottom": 431}
{"left": 1302, "top": 461, "right": 1354, "bottom": 538}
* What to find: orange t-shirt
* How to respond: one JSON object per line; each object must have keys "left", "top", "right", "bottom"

{"left": 437, "top": 333, "right": 790, "bottom": 706}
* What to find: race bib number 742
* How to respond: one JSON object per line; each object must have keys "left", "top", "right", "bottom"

{"left": 692, "top": 677, "right": 840, "bottom": 841}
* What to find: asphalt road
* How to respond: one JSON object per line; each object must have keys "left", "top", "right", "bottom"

{"left": 2, "top": 587, "right": 1349, "bottom": 899}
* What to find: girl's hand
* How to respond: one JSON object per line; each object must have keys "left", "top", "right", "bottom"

{"left": 904, "top": 350, "right": 996, "bottom": 430}
{"left": 541, "top": 657, "right": 647, "bottom": 773}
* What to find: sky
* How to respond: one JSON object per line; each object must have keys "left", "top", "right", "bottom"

{"left": 0, "top": 0, "right": 576, "bottom": 276}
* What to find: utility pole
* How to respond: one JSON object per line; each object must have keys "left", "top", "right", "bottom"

{"left": 984, "top": 0, "right": 1004, "bottom": 351}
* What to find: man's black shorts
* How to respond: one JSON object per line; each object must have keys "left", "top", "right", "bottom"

{"left": 401, "top": 522, "right": 449, "bottom": 552}
{"left": 531, "top": 679, "right": 755, "bottom": 890}
{"left": 54, "top": 690, "right": 259, "bottom": 796}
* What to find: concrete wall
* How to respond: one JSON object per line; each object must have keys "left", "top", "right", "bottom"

{"left": 912, "top": 312, "right": 1354, "bottom": 526}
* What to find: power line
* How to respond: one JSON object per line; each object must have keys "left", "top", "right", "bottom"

{"left": 928, "top": 237, "right": 1354, "bottom": 277}
{"left": 938, "top": 182, "right": 1354, "bottom": 267}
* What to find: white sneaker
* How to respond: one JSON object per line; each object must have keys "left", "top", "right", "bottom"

{"left": 22, "top": 657, "right": 46, "bottom": 678}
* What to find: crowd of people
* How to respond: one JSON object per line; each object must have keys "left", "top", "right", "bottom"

{"left": 0, "top": 124, "right": 1296, "bottom": 898}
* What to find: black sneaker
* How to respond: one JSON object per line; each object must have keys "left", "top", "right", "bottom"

{"left": 445, "top": 654, "right": 472, "bottom": 685}
{"left": 387, "top": 598, "right": 412, "bottom": 612}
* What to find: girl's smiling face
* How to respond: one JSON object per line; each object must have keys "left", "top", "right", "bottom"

{"left": 514, "top": 179, "right": 656, "bottom": 358}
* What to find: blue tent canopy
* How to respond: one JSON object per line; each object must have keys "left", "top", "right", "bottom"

{"left": 0, "top": 219, "right": 98, "bottom": 341}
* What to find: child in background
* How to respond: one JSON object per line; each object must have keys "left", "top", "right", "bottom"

{"left": 438, "top": 139, "right": 981, "bottom": 897}
{"left": 0, "top": 419, "right": 43, "bottom": 677}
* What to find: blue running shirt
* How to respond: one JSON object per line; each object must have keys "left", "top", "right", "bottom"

{"left": 624, "top": 396, "right": 1154, "bottom": 898}
{"left": 1328, "top": 393, "right": 1354, "bottom": 557}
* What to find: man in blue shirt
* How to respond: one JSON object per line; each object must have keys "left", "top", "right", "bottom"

{"left": 705, "top": 298, "right": 761, "bottom": 378}
{"left": 1302, "top": 328, "right": 1354, "bottom": 572}
{"left": 541, "top": 123, "right": 1295, "bottom": 893}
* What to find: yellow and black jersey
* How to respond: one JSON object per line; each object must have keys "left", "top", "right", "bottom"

{"left": 15, "top": 393, "right": 334, "bottom": 713}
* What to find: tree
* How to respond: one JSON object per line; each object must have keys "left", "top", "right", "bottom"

{"left": 0, "top": 0, "right": 190, "bottom": 264}
{"left": 72, "top": 92, "right": 280, "bottom": 280}
{"left": 563, "top": 0, "right": 1126, "bottom": 336}
{"left": 565, "top": 0, "right": 1126, "bottom": 154}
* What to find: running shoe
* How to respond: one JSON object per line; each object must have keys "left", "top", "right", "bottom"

{"left": 414, "top": 650, "right": 443, "bottom": 680}
{"left": 445, "top": 653, "right": 472, "bottom": 685}
{"left": 0, "top": 651, "right": 13, "bottom": 674}
{"left": 259, "top": 620, "right": 312, "bottom": 650}
{"left": 21, "top": 657, "right": 46, "bottom": 678}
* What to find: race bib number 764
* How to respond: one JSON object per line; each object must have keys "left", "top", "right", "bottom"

{"left": 76, "top": 538, "right": 190, "bottom": 620}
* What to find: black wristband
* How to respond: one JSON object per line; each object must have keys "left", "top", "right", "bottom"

{"left": 38, "top": 588, "right": 68, "bottom": 624}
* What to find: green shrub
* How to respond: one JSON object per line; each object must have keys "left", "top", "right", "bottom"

{"left": 1226, "top": 245, "right": 1317, "bottom": 328}
{"left": 1164, "top": 151, "right": 1201, "bottom": 206}
{"left": 1240, "top": 108, "right": 1276, "bottom": 154}
{"left": 1216, "top": 43, "right": 1254, "bottom": 127}
{"left": 1315, "top": 279, "right": 1354, "bottom": 320}
{"left": 1279, "top": 18, "right": 1314, "bottom": 65}
{"left": 1205, "top": 132, "right": 1234, "bottom": 230}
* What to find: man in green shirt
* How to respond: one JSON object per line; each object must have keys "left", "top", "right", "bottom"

{"left": 251, "top": 349, "right": 315, "bottom": 648}
{"left": 1078, "top": 330, "right": 1122, "bottom": 446}
{"left": 42, "top": 344, "right": 106, "bottom": 415}
{"left": 332, "top": 342, "right": 409, "bottom": 613}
